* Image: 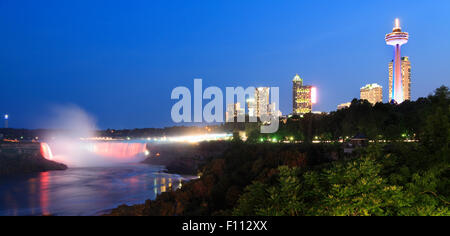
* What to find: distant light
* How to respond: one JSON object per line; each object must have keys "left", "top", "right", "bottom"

{"left": 4, "top": 114, "right": 8, "bottom": 120}
{"left": 145, "top": 150, "right": 150, "bottom": 156}
{"left": 311, "top": 87, "right": 317, "bottom": 104}
{"left": 155, "top": 133, "right": 232, "bottom": 143}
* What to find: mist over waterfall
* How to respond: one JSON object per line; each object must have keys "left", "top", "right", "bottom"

{"left": 41, "top": 105, "right": 148, "bottom": 167}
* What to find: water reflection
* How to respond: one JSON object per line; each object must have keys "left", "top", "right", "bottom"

{"left": 151, "top": 176, "right": 183, "bottom": 196}
{"left": 39, "top": 172, "right": 50, "bottom": 216}
{"left": 0, "top": 164, "right": 191, "bottom": 216}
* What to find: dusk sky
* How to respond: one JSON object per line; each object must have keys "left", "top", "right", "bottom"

{"left": 1, "top": 0, "right": 449, "bottom": 129}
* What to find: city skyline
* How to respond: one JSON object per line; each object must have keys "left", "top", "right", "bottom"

{"left": 1, "top": 1, "right": 449, "bottom": 129}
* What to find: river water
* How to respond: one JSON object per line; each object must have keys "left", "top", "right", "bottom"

{"left": 0, "top": 164, "right": 191, "bottom": 216}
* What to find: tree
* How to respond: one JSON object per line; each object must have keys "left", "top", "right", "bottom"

{"left": 234, "top": 152, "right": 449, "bottom": 216}
{"left": 233, "top": 182, "right": 269, "bottom": 216}
{"left": 318, "top": 157, "right": 410, "bottom": 216}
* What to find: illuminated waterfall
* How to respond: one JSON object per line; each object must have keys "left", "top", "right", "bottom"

{"left": 85, "top": 142, "right": 148, "bottom": 159}
{"left": 46, "top": 141, "right": 149, "bottom": 167}
{"left": 40, "top": 142, "right": 54, "bottom": 160}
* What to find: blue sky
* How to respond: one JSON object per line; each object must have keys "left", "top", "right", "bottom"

{"left": 1, "top": 0, "right": 449, "bottom": 129}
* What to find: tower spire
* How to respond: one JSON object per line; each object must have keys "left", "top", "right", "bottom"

{"left": 292, "top": 74, "right": 302, "bottom": 82}
{"left": 393, "top": 18, "right": 402, "bottom": 32}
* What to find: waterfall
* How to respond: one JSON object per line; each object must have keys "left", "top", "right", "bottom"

{"left": 46, "top": 141, "right": 149, "bottom": 167}
{"left": 40, "top": 142, "right": 54, "bottom": 160}
{"left": 86, "top": 142, "right": 148, "bottom": 159}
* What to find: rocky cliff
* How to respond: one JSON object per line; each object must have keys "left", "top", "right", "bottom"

{"left": 0, "top": 142, "right": 67, "bottom": 176}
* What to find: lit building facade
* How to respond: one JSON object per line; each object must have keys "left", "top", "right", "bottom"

{"left": 245, "top": 88, "right": 281, "bottom": 119}
{"left": 389, "top": 56, "right": 411, "bottom": 102}
{"left": 337, "top": 102, "right": 351, "bottom": 110}
{"left": 255, "top": 87, "right": 270, "bottom": 117}
{"left": 226, "top": 103, "right": 244, "bottom": 122}
{"left": 246, "top": 98, "right": 256, "bottom": 118}
{"left": 385, "top": 18, "right": 409, "bottom": 103}
{"left": 292, "top": 74, "right": 316, "bottom": 115}
{"left": 360, "top": 83, "right": 383, "bottom": 105}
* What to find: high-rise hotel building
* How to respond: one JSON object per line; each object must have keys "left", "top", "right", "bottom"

{"left": 255, "top": 87, "right": 270, "bottom": 118}
{"left": 292, "top": 74, "right": 316, "bottom": 115}
{"left": 360, "top": 83, "right": 383, "bottom": 105}
{"left": 227, "top": 87, "right": 280, "bottom": 122}
{"left": 245, "top": 87, "right": 280, "bottom": 118}
{"left": 226, "top": 102, "right": 245, "bottom": 122}
{"left": 389, "top": 56, "right": 411, "bottom": 102}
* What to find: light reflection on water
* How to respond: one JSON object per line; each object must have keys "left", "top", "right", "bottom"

{"left": 0, "top": 164, "right": 188, "bottom": 216}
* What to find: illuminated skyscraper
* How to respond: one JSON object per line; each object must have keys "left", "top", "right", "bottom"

{"left": 386, "top": 18, "right": 409, "bottom": 103}
{"left": 292, "top": 74, "right": 316, "bottom": 115}
{"left": 226, "top": 103, "right": 244, "bottom": 122}
{"left": 246, "top": 88, "right": 280, "bottom": 119}
{"left": 255, "top": 87, "right": 270, "bottom": 117}
{"left": 360, "top": 83, "right": 383, "bottom": 105}
{"left": 246, "top": 98, "right": 257, "bottom": 118}
{"left": 389, "top": 56, "right": 411, "bottom": 102}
